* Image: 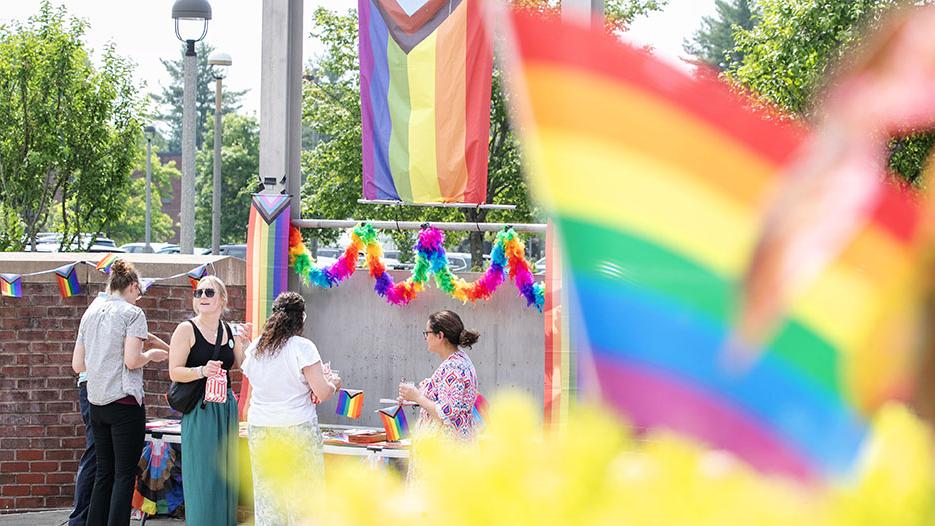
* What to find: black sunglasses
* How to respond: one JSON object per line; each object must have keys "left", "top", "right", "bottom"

{"left": 194, "top": 288, "right": 216, "bottom": 298}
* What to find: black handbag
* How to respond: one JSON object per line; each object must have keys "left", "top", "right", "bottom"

{"left": 166, "top": 321, "right": 226, "bottom": 414}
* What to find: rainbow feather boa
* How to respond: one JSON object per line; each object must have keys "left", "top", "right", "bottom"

{"left": 288, "top": 224, "right": 545, "bottom": 311}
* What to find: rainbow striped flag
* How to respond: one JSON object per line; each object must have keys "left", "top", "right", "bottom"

{"left": 378, "top": 405, "right": 409, "bottom": 441}
{"left": 501, "top": 11, "right": 922, "bottom": 481}
{"left": 359, "top": 0, "right": 492, "bottom": 203}
{"left": 543, "top": 223, "right": 575, "bottom": 427}
{"left": 0, "top": 273, "right": 22, "bottom": 298}
{"left": 95, "top": 253, "right": 119, "bottom": 274}
{"left": 54, "top": 263, "right": 81, "bottom": 298}
{"left": 336, "top": 389, "right": 365, "bottom": 419}
{"left": 187, "top": 264, "right": 208, "bottom": 289}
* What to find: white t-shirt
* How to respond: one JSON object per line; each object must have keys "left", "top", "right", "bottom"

{"left": 242, "top": 336, "right": 322, "bottom": 427}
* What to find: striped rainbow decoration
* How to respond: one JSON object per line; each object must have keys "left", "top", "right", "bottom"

{"left": 0, "top": 273, "right": 23, "bottom": 298}
{"left": 95, "top": 253, "right": 119, "bottom": 274}
{"left": 500, "top": 11, "right": 922, "bottom": 481}
{"left": 359, "top": 0, "right": 493, "bottom": 203}
{"left": 378, "top": 405, "right": 409, "bottom": 441}
{"left": 336, "top": 389, "right": 365, "bottom": 419}
{"left": 54, "top": 263, "right": 81, "bottom": 298}
{"left": 239, "top": 194, "right": 291, "bottom": 420}
{"left": 543, "top": 223, "right": 575, "bottom": 427}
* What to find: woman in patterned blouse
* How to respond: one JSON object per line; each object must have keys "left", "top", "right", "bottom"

{"left": 398, "top": 310, "right": 480, "bottom": 441}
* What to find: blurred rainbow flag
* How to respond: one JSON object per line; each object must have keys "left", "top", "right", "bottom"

{"left": 378, "top": 405, "right": 409, "bottom": 441}
{"left": 359, "top": 0, "right": 493, "bottom": 203}
{"left": 336, "top": 389, "right": 365, "bottom": 419}
{"left": 187, "top": 264, "right": 208, "bottom": 289}
{"left": 54, "top": 263, "right": 81, "bottom": 298}
{"left": 0, "top": 273, "right": 22, "bottom": 298}
{"left": 95, "top": 253, "right": 119, "bottom": 274}
{"left": 500, "top": 10, "right": 922, "bottom": 481}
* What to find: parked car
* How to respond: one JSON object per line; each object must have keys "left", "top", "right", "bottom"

{"left": 157, "top": 245, "right": 211, "bottom": 255}
{"left": 535, "top": 257, "right": 546, "bottom": 275}
{"left": 120, "top": 242, "right": 174, "bottom": 254}
{"left": 446, "top": 252, "right": 472, "bottom": 272}
{"left": 25, "top": 234, "right": 122, "bottom": 253}
{"left": 219, "top": 244, "right": 247, "bottom": 260}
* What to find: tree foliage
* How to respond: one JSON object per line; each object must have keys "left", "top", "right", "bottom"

{"left": 195, "top": 113, "right": 260, "bottom": 246}
{"left": 154, "top": 42, "right": 246, "bottom": 152}
{"left": 0, "top": 1, "right": 144, "bottom": 251}
{"left": 106, "top": 150, "right": 180, "bottom": 246}
{"left": 684, "top": 0, "right": 755, "bottom": 70}
{"left": 302, "top": 2, "right": 662, "bottom": 266}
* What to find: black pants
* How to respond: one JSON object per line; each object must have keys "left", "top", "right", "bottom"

{"left": 88, "top": 401, "right": 145, "bottom": 526}
{"left": 68, "top": 383, "right": 96, "bottom": 526}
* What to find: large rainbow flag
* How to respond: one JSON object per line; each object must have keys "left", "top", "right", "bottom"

{"left": 501, "top": 11, "right": 923, "bottom": 481}
{"left": 359, "top": 0, "right": 493, "bottom": 203}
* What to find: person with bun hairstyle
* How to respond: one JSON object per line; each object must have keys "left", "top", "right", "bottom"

{"left": 71, "top": 259, "right": 169, "bottom": 526}
{"left": 168, "top": 275, "right": 250, "bottom": 526}
{"left": 398, "top": 310, "right": 480, "bottom": 441}
{"left": 241, "top": 291, "right": 341, "bottom": 525}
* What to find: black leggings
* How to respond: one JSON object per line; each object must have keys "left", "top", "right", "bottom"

{"left": 88, "top": 402, "right": 145, "bottom": 526}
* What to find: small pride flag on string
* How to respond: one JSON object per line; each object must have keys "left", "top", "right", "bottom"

{"left": 336, "top": 389, "right": 364, "bottom": 419}
{"left": 139, "top": 278, "right": 156, "bottom": 295}
{"left": 95, "top": 253, "right": 119, "bottom": 274}
{"left": 0, "top": 274, "right": 22, "bottom": 298}
{"left": 54, "top": 263, "right": 81, "bottom": 298}
{"left": 378, "top": 405, "right": 409, "bottom": 441}
{"left": 187, "top": 264, "right": 208, "bottom": 289}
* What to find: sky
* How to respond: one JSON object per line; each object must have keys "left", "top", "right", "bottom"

{"left": 0, "top": 0, "right": 717, "bottom": 118}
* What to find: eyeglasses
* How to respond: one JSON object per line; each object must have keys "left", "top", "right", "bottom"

{"left": 193, "top": 288, "right": 216, "bottom": 298}
{"left": 422, "top": 331, "right": 435, "bottom": 340}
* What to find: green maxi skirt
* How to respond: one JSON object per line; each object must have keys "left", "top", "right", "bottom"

{"left": 181, "top": 389, "right": 239, "bottom": 526}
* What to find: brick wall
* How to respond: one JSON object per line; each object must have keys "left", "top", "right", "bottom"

{"left": 0, "top": 281, "right": 245, "bottom": 513}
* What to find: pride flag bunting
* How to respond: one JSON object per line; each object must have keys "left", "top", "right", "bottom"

{"left": 336, "top": 389, "right": 365, "bottom": 419}
{"left": 95, "top": 253, "right": 119, "bottom": 274}
{"left": 359, "top": 0, "right": 493, "bottom": 203}
{"left": 378, "top": 405, "right": 409, "bottom": 441}
{"left": 0, "top": 273, "right": 22, "bottom": 298}
{"left": 187, "top": 264, "right": 209, "bottom": 289}
{"left": 500, "top": 10, "right": 923, "bottom": 481}
{"left": 54, "top": 263, "right": 81, "bottom": 298}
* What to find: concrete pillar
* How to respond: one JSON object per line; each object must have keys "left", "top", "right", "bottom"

{"left": 561, "top": 0, "right": 604, "bottom": 28}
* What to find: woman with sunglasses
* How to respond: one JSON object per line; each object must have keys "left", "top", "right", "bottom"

{"left": 241, "top": 291, "right": 341, "bottom": 525}
{"left": 168, "top": 275, "right": 250, "bottom": 526}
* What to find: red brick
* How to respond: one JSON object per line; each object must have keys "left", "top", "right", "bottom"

{"left": 59, "top": 461, "right": 78, "bottom": 473}
{"left": 31, "top": 485, "right": 60, "bottom": 496}
{"left": 1, "top": 485, "right": 29, "bottom": 496}
{"left": 46, "top": 402, "right": 73, "bottom": 412}
{"left": 29, "top": 341, "right": 61, "bottom": 353}
{"left": 29, "top": 461, "right": 59, "bottom": 473}
{"left": 14, "top": 473, "right": 43, "bottom": 485}
{"left": 0, "top": 497, "right": 12, "bottom": 510}
{"left": 15, "top": 450, "right": 42, "bottom": 461}
{"left": 47, "top": 307, "right": 76, "bottom": 317}
{"left": 13, "top": 496, "right": 44, "bottom": 508}
{"left": 46, "top": 495, "right": 72, "bottom": 508}
{"left": 30, "top": 366, "right": 62, "bottom": 376}
{"left": 1, "top": 366, "right": 27, "bottom": 376}
{"left": 0, "top": 318, "right": 31, "bottom": 330}
{"left": 17, "top": 379, "right": 47, "bottom": 390}
{"left": 48, "top": 377, "right": 75, "bottom": 389}
{"left": 0, "top": 390, "right": 29, "bottom": 403}
{"left": 1, "top": 438, "right": 29, "bottom": 449}
{"left": 45, "top": 425, "right": 74, "bottom": 436}
{"left": 62, "top": 438, "right": 85, "bottom": 448}
{"left": 46, "top": 472, "right": 73, "bottom": 485}
{"left": 14, "top": 353, "right": 47, "bottom": 365}
{"left": 15, "top": 426, "right": 45, "bottom": 438}
{"left": 30, "top": 437, "right": 64, "bottom": 449}
{"left": 0, "top": 462, "right": 28, "bottom": 472}
{"left": 44, "top": 450, "right": 75, "bottom": 461}
{"left": 0, "top": 449, "right": 13, "bottom": 461}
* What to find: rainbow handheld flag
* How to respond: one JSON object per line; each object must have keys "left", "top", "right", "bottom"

{"left": 336, "top": 389, "right": 365, "bottom": 419}
{"left": 359, "top": 0, "right": 492, "bottom": 203}
{"left": 0, "top": 273, "right": 22, "bottom": 298}
{"left": 95, "top": 253, "right": 119, "bottom": 274}
{"left": 187, "top": 264, "right": 209, "bottom": 289}
{"left": 500, "top": 11, "right": 922, "bottom": 481}
{"left": 54, "top": 263, "right": 81, "bottom": 298}
{"left": 378, "top": 405, "right": 409, "bottom": 441}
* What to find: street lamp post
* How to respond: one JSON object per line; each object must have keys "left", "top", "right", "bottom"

{"left": 172, "top": 0, "right": 212, "bottom": 254}
{"left": 143, "top": 126, "right": 156, "bottom": 253}
{"left": 208, "top": 51, "right": 231, "bottom": 255}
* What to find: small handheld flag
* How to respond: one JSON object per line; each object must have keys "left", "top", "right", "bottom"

{"left": 378, "top": 405, "right": 409, "bottom": 442}
{"left": 0, "top": 274, "right": 23, "bottom": 298}
{"left": 95, "top": 253, "right": 119, "bottom": 274}
{"left": 336, "top": 389, "right": 364, "bottom": 419}
{"left": 54, "top": 263, "right": 81, "bottom": 298}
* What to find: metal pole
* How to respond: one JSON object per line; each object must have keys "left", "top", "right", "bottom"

{"left": 212, "top": 76, "right": 222, "bottom": 255}
{"left": 356, "top": 199, "right": 516, "bottom": 211}
{"left": 145, "top": 137, "right": 153, "bottom": 252}
{"left": 180, "top": 41, "right": 197, "bottom": 254}
{"left": 293, "top": 218, "right": 547, "bottom": 233}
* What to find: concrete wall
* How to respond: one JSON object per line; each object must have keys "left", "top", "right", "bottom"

{"left": 303, "top": 270, "right": 545, "bottom": 428}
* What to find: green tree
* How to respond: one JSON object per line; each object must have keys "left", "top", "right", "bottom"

{"left": 0, "top": 1, "right": 144, "bottom": 251}
{"left": 302, "top": 2, "right": 661, "bottom": 266}
{"left": 684, "top": 0, "right": 755, "bottom": 70}
{"left": 0, "top": 202, "right": 24, "bottom": 251}
{"left": 724, "top": 0, "right": 934, "bottom": 184}
{"left": 107, "top": 149, "right": 180, "bottom": 245}
{"left": 194, "top": 113, "right": 260, "bottom": 246}
{"left": 154, "top": 42, "right": 246, "bottom": 152}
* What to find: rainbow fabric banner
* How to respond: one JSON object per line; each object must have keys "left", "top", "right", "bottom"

{"left": 0, "top": 273, "right": 22, "bottom": 298}
{"left": 54, "top": 263, "right": 81, "bottom": 298}
{"left": 543, "top": 223, "right": 575, "bottom": 427}
{"left": 95, "top": 253, "right": 119, "bottom": 274}
{"left": 187, "top": 264, "right": 209, "bottom": 289}
{"left": 501, "top": 11, "right": 922, "bottom": 481}
{"left": 239, "top": 194, "right": 291, "bottom": 420}
{"left": 336, "top": 389, "right": 365, "bottom": 419}
{"left": 359, "top": 0, "right": 493, "bottom": 203}
{"left": 378, "top": 405, "right": 409, "bottom": 441}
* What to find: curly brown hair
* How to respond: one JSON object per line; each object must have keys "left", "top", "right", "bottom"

{"left": 107, "top": 259, "right": 139, "bottom": 294}
{"left": 254, "top": 292, "right": 305, "bottom": 358}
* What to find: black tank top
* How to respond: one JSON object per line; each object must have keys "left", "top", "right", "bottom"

{"left": 185, "top": 320, "right": 235, "bottom": 371}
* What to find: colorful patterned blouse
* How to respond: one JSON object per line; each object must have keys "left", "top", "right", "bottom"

{"left": 417, "top": 350, "right": 478, "bottom": 441}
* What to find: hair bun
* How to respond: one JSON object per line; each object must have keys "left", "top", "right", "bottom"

{"left": 112, "top": 259, "right": 129, "bottom": 276}
{"left": 459, "top": 329, "right": 479, "bottom": 348}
